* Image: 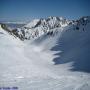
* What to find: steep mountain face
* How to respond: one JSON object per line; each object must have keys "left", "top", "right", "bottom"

{"left": 9, "top": 16, "right": 90, "bottom": 41}
{"left": 11, "top": 17, "right": 70, "bottom": 40}
{"left": 25, "top": 16, "right": 69, "bottom": 28}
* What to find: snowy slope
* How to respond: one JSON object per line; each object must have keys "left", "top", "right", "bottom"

{"left": 0, "top": 24, "right": 58, "bottom": 79}
{"left": 25, "top": 19, "right": 40, "bottom": 28}
{"left": 0, "top": 16, "right": 90, "bottom": 90}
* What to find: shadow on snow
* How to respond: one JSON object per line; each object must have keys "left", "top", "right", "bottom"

{"left": 51, "top": 29, "right": 90, "bottom": 73}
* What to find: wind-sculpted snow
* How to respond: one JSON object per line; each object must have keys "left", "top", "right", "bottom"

{"left": 51, "top": 22, "right": 90, "bottom": 73}
{"left": 0, "top": 16, "right": 90, "bottom": 90}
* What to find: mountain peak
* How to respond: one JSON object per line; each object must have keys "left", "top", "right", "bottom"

{"left": 25, "top": 16, "right": 68, "bottom": 29}
{"left": 25, "top": 19, "right": 40, "bottom": 28}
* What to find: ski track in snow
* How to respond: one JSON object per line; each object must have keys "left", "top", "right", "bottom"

{"left": 0, "top": 23, "right": 90, "bottom": 90}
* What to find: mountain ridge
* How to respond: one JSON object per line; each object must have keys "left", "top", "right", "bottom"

{"left": 0, "top": 16, "right": 90, "bottom": 41}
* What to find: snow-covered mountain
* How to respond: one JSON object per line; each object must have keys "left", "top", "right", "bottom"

{"left": 5, "top": 16, "right": 89, "bottom": 41}
{"left": 0, "top": 16, "right": 90, "bottom": 90}
{"left": 9, "top": 16, "right": 70, "bottom": 40}
{"left": 25, "top": 16, "right": 69, "bottom": 28}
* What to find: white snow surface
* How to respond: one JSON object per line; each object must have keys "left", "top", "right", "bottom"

{"left": 25, "top": 19, "right": 40, "bottom": 28}
{"left": 0, "top": 20, "right": 90, "bottom": 90}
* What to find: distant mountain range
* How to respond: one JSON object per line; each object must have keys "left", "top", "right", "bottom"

{"left": 1, "top": 16, "right": 90, "bottom": 40}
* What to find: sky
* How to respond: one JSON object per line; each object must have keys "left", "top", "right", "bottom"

{"left": 0, "top": 0, "right": 90, "bottom": 22}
